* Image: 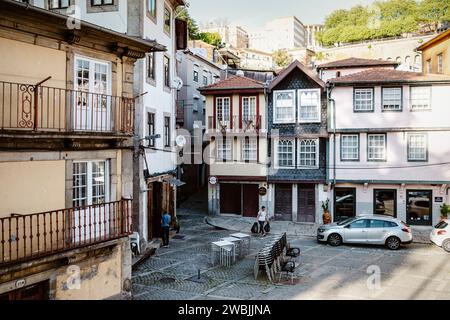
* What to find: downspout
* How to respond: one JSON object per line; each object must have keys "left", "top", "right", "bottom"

{"left": 326, "top": 82, "right": 336, "bottom": 185}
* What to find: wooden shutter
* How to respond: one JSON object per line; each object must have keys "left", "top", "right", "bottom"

{"left": 175, "top": 18, "right": 188, "bottom": 50}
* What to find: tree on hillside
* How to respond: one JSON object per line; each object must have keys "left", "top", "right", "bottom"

{"left": 175, "top": 7, "right": 200, "bottom": 40}
{"left": 418, "top": 0, "right": 450, "bottom": 31}
{"left": 273, "top": 49, "right": 293, "bottom": 68}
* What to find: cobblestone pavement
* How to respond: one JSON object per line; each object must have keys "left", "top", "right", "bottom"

{"left": 132, "top": 214, "right": 450, "bottom": 300}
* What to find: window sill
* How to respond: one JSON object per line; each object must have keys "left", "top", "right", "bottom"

{"left": 298, "top": 120, "right": 321, "bottom": 124}
{"left": 87, "top": 3, "right": 119, "bottom": 13}
{"left": 146, "top": 12, "right": 157, "bottom": 24}
{"left": 353, "top": 110, "right": 375, "bottom": 113}
{"left": 163, "top": 86, "right": 172, "bottom": 93}
{"left": 273, "top": 120, "right": 296, "bottom": 124}
{"left": 381, "top": 109, "right": 403, "bottom": 112}
{"left": 146, "top": 77, "right": 156, "bottom": 87}
{"left": 340, "top": 159, "right": 360, "bottom": 162}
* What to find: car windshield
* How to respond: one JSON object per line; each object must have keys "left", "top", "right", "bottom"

{"left": 337, "top": 217, "right": 356, "bottom": 226}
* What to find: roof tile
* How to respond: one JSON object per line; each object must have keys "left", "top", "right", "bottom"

{"left": 329, "top": 69, "right": 450, "bottom": 84}
{"left": 318, "top": 57, "right": 399, "bottom": 69}
{"left": 199, "top": 75, "right": 264, "bottom": 91}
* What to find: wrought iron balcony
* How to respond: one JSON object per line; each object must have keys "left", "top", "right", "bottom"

{"left": 0, "top": 81, "right": 135, "bottom": 135}
{"left": 0, "top": 199, "right": 132, "bottom": 266}
{"left": 207, "top": 115, "right": 262, "bottom": 133}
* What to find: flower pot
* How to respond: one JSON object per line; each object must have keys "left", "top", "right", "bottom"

{"left": 323, "top": 211, "right": 331, "bottom": 224}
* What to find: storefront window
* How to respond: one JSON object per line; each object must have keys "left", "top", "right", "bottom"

{"left": 334, "top": 188, "right": 356, "bottom": 221}
{"left": 374, "top": 189, "right": 396, "bottom": 217}
{"left": 406, "top": 190, "right": 432, "bottom": 226}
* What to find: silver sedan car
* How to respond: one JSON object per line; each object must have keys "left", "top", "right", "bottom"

{"left": 317, "top": 215, "right": 413, "bottom": 250}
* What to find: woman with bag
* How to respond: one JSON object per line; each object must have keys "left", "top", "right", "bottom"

{"left": 256, "top": 206, "right": 268, "bottom": 237}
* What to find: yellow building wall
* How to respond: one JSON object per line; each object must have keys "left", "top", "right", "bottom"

{"left": 0, "top": 37, "right": 66, "bottom": 88}
{"left": 0, "top": 160, "right": 66, "bottom": 217}
{"left": 422, "top": 36, "right": 450, "bottom": 75}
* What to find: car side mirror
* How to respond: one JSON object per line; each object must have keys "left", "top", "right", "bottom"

{"left": 344, "top": 225, "right": 351, "bottom": 229}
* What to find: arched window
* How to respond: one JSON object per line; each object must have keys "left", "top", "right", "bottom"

{"left": 405, "top": 56, "right": 411, "bottom": 64}
{"left": 387, "top": 57, "right": 392, "bottom": 61}
{"left": 277, "top": 140, "right": 294, "bottom": 167}
{"left": 336, "top": 71, "right": 341, "bottom": 78}
{"left": 299, "top": 139, "right": 318, "bottom": 167}
{"left": 396, "top": 56, "right": 402, "bottom": 63}
{"left": 414, "top": 55, "right": 421, "bottom": 65}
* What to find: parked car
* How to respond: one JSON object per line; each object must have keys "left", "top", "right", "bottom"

{"left": 430, "top": 219, "right": 450, "bottom": 252}
{"left": 317, "top": 215, "right": 413, "bottom": 250}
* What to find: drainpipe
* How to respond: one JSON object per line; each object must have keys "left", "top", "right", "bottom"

{"left": 326, "top": 82, "right": 336, "bottom": 185}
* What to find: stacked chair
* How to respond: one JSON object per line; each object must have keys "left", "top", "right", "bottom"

{"left": 253, "top": 233, "right": 300, "bottom": 284}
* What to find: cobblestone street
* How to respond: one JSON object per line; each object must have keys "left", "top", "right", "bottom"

{"left": 132, "top": 213, "right": 450, "bottom": 300}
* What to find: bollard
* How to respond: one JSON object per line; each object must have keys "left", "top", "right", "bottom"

{"left": 198, "top": 269, "right": 201, "bottom": 279}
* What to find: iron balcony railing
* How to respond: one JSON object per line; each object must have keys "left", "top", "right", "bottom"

{"left": 0, "top": 199, "right": 132, "bottom": 266}
{"left": 208, "top": 115, "right": 262, "bottom": 132}
{"left": 0, "top": 81, "right": 135, "bottom": 135}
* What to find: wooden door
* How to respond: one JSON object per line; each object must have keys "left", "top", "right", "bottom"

{"left": 242, "top": 184, "right": 259, "bottom": 217}
{"left": 220, "top": 183, "right": 241, "bottom": 214}
{"left": 149, "top": 182, "right": 163, "bottom": 238}
{"left": 298, "top": 185, "right": 316, "bottom": 223}
{"left": 0, "top": 281, "right": 49, "bottom": 300}
{"left": 275, "top": 184, "right": 292, "bottom": 221}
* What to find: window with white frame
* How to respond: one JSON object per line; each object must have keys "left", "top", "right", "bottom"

{"left": 273, "top": 90, "right": 295, "bottom": 123}
{"left": 216, "top": 138, "right": 232, "bottom": 161}
{"left": 410, "top": 86, "right": 431, "bottom": 110}
{"left": 242, "top": 96, "right": 256, "bottom": 122}
{"left": 299, "top": 89, "right": 321, "bottom": 122}
{"left": 298, "top": 139, "right": 318, "bottom": 167}
{"left": 367, "top": 134, "right": 387, "bottom": 161}
{"left": 354, "top": 88, "right": 374, "bottom": 112}
{"left": 73, "top": 160, "right": 109, "bottom": 207}
{"left": 242, "top": 137, "right": 257, "bottom": 161}
{"left": 49, "top": 0, "right": 69, "bottom": 9}
{"left": 382, "top": 88, "right": 402, "bottom": 111}
{"left": 276, "top": 140, "right": 294, "bottom": 168}
{"left": 341, "top": 134, "right": 359, "bottom": 161}
{"left": 216, "top": 97, "right": 230, "bottom": 126}
{"left": 438, "top": 53, "right": 443, "bottom": 74}
{"left": 408, "top": 133, "right": 427, "bottom": 161}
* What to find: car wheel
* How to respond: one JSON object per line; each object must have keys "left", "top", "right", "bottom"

{"left": 328, "top": 233, "right": 342, "bottom": 246}
{"left": 442, "top": 239, "right": 450, "bottom": 253}
{"left": 386, "top": 236, "right": 401, "bottom": 250}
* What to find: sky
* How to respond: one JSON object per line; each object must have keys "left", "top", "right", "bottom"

{"left": 188, "top": 0, "right": 378, "bottom": 31}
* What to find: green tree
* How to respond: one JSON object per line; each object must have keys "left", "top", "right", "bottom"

{"left": 198, "top": 32, "right": 223, "bottom": 48}
{"left": 175, "top": 7, "right": 199, "bottom": 40}
{"left": 273, "top": 49, "right": 293, "bottom": 68}
{"left": 418, "top": 0, "right": 450, "bottom": 31}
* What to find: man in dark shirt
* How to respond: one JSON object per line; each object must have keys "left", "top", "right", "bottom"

{"left": 161, "top": 211, "right": 171, "bottom": 247}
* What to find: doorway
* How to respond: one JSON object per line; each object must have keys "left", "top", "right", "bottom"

{"left": 242, "top": 184, "right": 259, "bottom": 217}
{"left": 275, "top": 184, "right": 293, "bottom": 221}
{"left": 334, "top": 187, "right": 356, "bottom": 222}
{"left": 406, "top": 190, "right": 432, "bottom": 226}
{"left": 298, "top": 184, "right": 316, "bottom": 223}
{"left": 0, "top": 281, "right": 49, "bottom": 300}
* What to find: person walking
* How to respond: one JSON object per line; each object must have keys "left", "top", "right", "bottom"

{"left": 257, "top": 206, "right": 268, "bottom": 237}
{"left": 161, "top": 211, "right": 171, "bottom": 247}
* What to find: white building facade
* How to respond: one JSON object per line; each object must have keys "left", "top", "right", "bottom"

{"left": 328, "top": 69, "right": 450, "bottom": 236}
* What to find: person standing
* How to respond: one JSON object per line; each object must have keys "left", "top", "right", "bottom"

{"left": 161, "top": 211, "right": 171, "bottom": 247}
{"left": 257, "top": 206, "right": 268, "bottom": 237}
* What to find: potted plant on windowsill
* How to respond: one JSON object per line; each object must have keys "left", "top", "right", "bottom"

{"left": 440, "top": 203, "right": 450, "bottom": 221}
{"left": 322, "top": 199, "right": 331, "bottom": 224}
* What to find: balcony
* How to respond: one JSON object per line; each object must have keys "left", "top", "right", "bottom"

{"left": 0, "top": 199, "right": 132, "bottom": 266}
{"left": 207, "top": 115, "right": 262, "bottom": 133}
{"left": 0, "top": 81, "right": 135, "bottom": 136}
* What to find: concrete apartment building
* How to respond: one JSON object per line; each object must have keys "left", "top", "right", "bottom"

{"left": 249, "top": 16, "right": 307, "bottom": 53}
{"left": 417, "top": 29, "right": 450, "bottom": 75}
{"left": 201, "top": 24, "right": 249, "bottom": 49}
{"left": 327, "top": 68, "right": 450, "bottom": 236}
{"left": 200, "top": 76, "right": 268, "bottom": 216}
{"left": 0, "top": 1, "right": 157, "bottom": 299}
{"left": 17, "top": 0, "right": 188, "bottom": 252}
{"left": 231, "top": 48, "right": 274, "bottom": 71}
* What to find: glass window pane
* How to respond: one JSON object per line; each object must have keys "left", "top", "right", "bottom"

{"left": 407, "top": 190, "right": 432, "bottom": 226}
{"left": 374, "top": 190, "right": 396, "bottom": 217}
{"left": 354, "top": 88, "right": 373, "bottom": 111}
{"left": 382, "top": 88, "right": 402, "bottom": 111}
{"left": 411, "top": 87, "right": 431, "bottom": 110}
{"left": 335, "top": 188, "right": 356, "bottom": 221}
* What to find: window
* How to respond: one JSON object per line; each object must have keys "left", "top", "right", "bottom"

{"left": 437, "top": 53, "right": 443, "bottom": 74}
{"left": 348, "top": 219, "right": 369, "bottom": 229}
{"left": 354, "top": 88, "right": 374, "bottom": 112}
{"left": 147, "top": 52, "right": 155, "bottom": 80}
{"left": 369, "top": 219, "right": 385, "bottom": 228}
{"left": 242, "top": 137, "right": 257, "bottom": 161}
{"left": 374, "top": 189, "right": 397, "bottom": 217}
{"left": 147, "top": 0, "right": 156, "bottom": 19}
{"left": 216, "top": 138, "right": 232, "bottom": 161}
{"left": 426, "top": 59, "right": 432, "bottom": 73}
{"left": 406, "top": 190, "right": 432, "bottom": 226}
{"left": 298, "top": 89, "right": 320, "bottom": 122}
{"left": 242, "top": 96, "right": 256, "bottom": 122}
{"left": 273, "top": 90, "right": 295, "bottom": 123}
{"left": 341, "top": 134, "right": 359, "bottom": 161}
{"left": 410, "top": 86, "right": 431, "bottom": 110}
{"left": 298, "top": 139, "right": 318, "bottom": 168}
{"left": 164, "top": 6, "right": 171, "bottom": 34}
{"left": 334, "top": 188, "right": 356, "bottom": 221}
{"left": 216, "top": 97, "right": 230, "bottom": 126}
{"left": 147, "top": 112, "right": 155, "bottom": 147}
{"left": 382, "top": 87, "right": 402, "bottom": 111}
{"left": 408, "top": 133, "right": 427, "bottom": 161}
{"left": 49, "top": 0, "right": 69, "bottom": 9}
{"left": 163, "top": 56, "right": 170, "bottom": 88}
{"left": 193, "top": 70, "right": 198, "bottom": 82}
{"left": 73, "top": 161, "right": 109, "bottom": 207}
{"left": 91, "top": 0, "right": 113, "bottom": 5}
{"left": 164, "top": 116, "right": 170, "bottom": 147}
{"left": 276, "top": 140, "right": 294, "bottom": 168}
{"left": 203, "top": 75, "right": 208, "bottom": 86}
{"left": 367, "top": 134, "right": 386, "bottom": 161}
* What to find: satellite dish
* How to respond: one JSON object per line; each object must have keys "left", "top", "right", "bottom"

{"left": 172, "top": 76, "right": 183, "bottom": 90}
{"left": 175, "top": 135, "right": 187, "bottom": 148}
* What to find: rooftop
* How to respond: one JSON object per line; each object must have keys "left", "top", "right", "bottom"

{"left": 317, "top": 57, "right": 399, "bottom": 70}
{"left": 417, "top": 29, "right": 450, "bottom": 51}
{"left": 329, "top": 69, "right": 450, "bottom": 85}
{"left": 198, "top": 75, "right": 264, "bottom": 92}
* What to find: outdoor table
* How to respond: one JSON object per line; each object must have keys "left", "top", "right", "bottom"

{"left": 211, "top": 240, "right": 236, "bottom": 267}
{"left": 221, "top": 237, "right": 242, "bottom": 260}
{"left": 230, "top": 232, "right": 251, "bottom": 257}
